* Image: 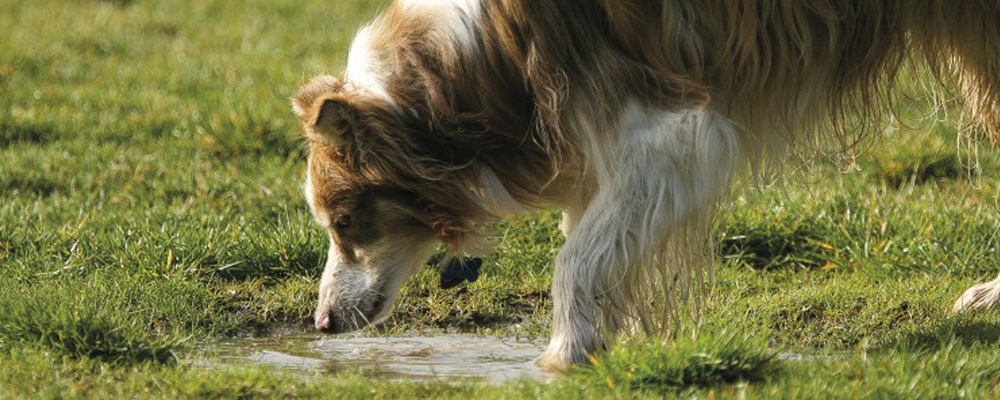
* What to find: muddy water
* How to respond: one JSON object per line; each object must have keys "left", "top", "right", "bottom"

{"left": 191, "top": 334, "right": 550, "bottom": 383}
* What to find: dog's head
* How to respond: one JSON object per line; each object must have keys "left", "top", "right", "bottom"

{"left": 293, "top": 76, "right": 486, "bottom": 333}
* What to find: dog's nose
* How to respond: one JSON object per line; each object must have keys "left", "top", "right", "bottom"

{"left": 315, "top": 313, "right": 331, "bottom": 331}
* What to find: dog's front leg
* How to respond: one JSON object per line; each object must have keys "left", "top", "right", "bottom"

{"left": 537, "top": 181, "right": 710, "bottom": 371}
{"left": 536, "top": 106, "right": 741, "bottom": 372}
{"left": 536, "top": 198, "right": 624, "bottom": 371}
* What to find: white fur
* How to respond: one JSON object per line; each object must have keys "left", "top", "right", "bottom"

{"left": 398, "top": 0, "right": 481, "bottom": 52}
{"left": 345, "top": 26, "right": 394, "bottom": 104}
{"left": 345, "top": 0, "right": 481, "bottom": 105}
{"left": 302, "top": 168, "right": 329, "bottom": 227}
{"left": 536, "top": 103, "right": 741, "bottom": 369}
{"left": 954, "top": 272, "right": 1000, "bottom": 312}
{"left": 315, "top": 243, "right": 365, "bottom": 329}
{"left": 357, "top": 236, "right": 440, "bottom": 323}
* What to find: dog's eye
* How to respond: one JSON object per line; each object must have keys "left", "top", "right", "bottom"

{"left": 334, "top": 215, "right": 351, "bottom": 230}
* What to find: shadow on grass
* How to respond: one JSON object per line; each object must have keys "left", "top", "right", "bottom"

{"left": 1, "top": 176, "right": 65, "bottom": 197}
{"left": 0, "top": 121, "right": 59, "bottom": 148}
{"left": 718, "top": 226, "right": 834, "bottom": 270}
{"left": 199, "top": 110, "right": 303, "bottom": 160}
{"left": 874, "top": 154, "right": 968, "bottom": 187}
{"left": 196, "top": 249, "right": 324, "bottom": 281}
{"left": 879, "top": 318, "right": 1000, "bottom": 352}
{"left": 99, "top": 0, "right": 138, "bottom": 7}
{"left": 384, "top": 288, "right": 551, "bottom": 332}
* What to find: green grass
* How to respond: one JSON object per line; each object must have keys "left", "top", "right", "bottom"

{"left": 578, "top": 330, "right": 781, "bottom": 390}
{"left": 4, "top": 0, "right": 1000, "bottom": 398}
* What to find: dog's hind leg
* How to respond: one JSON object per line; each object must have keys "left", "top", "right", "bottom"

{"left": 536, "top": 104, "right": 740, "bottom": 371}
{"left": 918, "top": 1, "right": 1000, "bottom": 313}
{"left": 954, "top": 273, "right": 1000, "bottom": 313}
{"left": 950, "top": 44, "right": 1000, "bottom": 312}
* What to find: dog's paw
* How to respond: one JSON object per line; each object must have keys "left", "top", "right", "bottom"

{"left": 535, "top": 341, "right": 593, "bottom": 373}
{"left": 953, "top": 278, "right": 1000, "bottom": 313}
{"left": 535, "top": 350, "right": 573, "bottom": 373}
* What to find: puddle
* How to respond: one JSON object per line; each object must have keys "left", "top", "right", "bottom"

{"left": 777, "top": 352, "right": 828, "bottom": 362}
{"left": 190, "top": 334, "right": 549, "bottom": 383}
{"left": 190, "top": 334, "right": 827, "bottom": 383}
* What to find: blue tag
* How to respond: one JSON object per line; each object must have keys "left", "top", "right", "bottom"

{"left": 440, "top": 257, "right": 483, "bottom": 289}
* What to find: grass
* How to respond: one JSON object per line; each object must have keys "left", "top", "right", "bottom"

{"left": 3, "top": 0, "right": 1000, "bottom": 398}
{"left": 579, "top": 330, "right": 781, "bottom": 390}
{"left": 0, "top": 274, "right": 184, "bottom": 364}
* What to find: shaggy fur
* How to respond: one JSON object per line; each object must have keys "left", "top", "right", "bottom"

{"left": 295, "top": 0, "right": 1000, "bottom": 371}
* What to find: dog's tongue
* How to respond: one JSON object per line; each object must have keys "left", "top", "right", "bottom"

{"left": 440, "top": 257, "right": 483, "bottom": 290}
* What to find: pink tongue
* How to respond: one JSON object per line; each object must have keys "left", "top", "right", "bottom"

{"left": 315, "top": 314, "right": 331, "bottom": 331}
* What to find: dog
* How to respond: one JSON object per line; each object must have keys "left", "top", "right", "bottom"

{"left": 293, "top": 0, "right": 1000, "bottom": 371}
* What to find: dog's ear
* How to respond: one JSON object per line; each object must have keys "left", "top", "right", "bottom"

{"left": 292, "top": 75, "right": 341, "bottom": 120}
{"left": 304, "top": 96, "right": 364, "bottom": 148}
{"left": 294, "top": 76, "right": 364, "bottom": 150}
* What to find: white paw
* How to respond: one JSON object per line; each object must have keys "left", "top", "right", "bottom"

{"left": 535, "top": 340, "right": 593, "bottom": 373}
{"left": 535, "top": 349, "right": 573, "bottom": 373}
{"left": 953, "top": 278, "right": 1000, "bottom": 313}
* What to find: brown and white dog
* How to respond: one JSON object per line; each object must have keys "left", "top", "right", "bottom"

{"left": 293, "top": 0, "right": 1000, "bottom": 371}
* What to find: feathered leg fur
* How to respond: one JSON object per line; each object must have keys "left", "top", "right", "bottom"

{"left": 537, "top": 104, "right": 740, "bottom": 370}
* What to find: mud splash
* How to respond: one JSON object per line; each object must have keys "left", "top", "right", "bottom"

{"left": 191, "top": 334, "right": 549, "bottom": 383}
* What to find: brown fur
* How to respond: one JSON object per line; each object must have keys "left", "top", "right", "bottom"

{"left": 296, "top": 0, "right": 1000, "bottom": 369}
{"left": 299, "top": 0, "right": 1000, "bottom": 232}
